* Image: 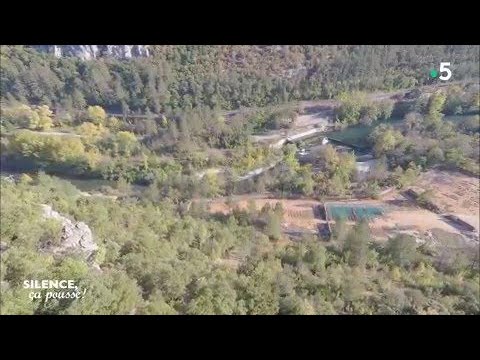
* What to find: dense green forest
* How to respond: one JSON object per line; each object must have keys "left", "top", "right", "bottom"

{"left": 1, "top": 45, "right": 479, "bottom": 113}
{"left": 1, "top": 175, "right": 479, "bottom": 314}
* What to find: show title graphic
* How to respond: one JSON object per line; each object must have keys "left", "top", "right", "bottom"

{"left": 23, "top": 280, "right": 87, "bottom": 302}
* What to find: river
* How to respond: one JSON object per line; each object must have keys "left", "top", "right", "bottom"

{"left": 323, "top": 114, "right": 473, "bottom": 148}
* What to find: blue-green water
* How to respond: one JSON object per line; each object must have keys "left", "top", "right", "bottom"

{"left": 326, "top": 204, "right": 384, "bottom": 221}
{"left": 326, "top": 118, "right": 403, "bottom": 148}
{"left": 324, "top": 114, "right": 475, "bottom": 148}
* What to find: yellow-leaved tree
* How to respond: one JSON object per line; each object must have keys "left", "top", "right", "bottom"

{"left": 87, "top": 106, "right": 107, "bottom": 125}
{"left": 77, "top": 122, "right": 108, "bottom": 142}
{"left": 33, "top": 105, "right": 54, "bottom": 130}
{"left": 116, "top": 131, "right": 138, "bottom": 156}
{"left": 3, "top": 104, "right": 53, "bottom": 130}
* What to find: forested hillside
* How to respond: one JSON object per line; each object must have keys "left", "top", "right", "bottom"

{"left": 2, "top": 45, "right": 479, "bottom": 113}
{"left": 2, "top": 175, "right": 478, "bottom": 314}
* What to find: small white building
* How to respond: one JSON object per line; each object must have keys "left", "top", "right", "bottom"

{"left": 356, "top": 159, "right": 376, "bottom": 180}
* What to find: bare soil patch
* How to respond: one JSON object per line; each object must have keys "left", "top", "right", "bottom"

{"left": 369, "top": 208, "right": 461, "bottom": 239}
{"left": 416, "top": 169, "right": 479, "bottom": 217}
{"left": 209, "top": 196, "right": 323, "bottom": 231}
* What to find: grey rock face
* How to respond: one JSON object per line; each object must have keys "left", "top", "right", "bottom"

{"left": 32, "top": 45, "right": 150, "bottom": 60}
{"left": 0, "top": 241, "right": 8, "bottom": 253}
{"left": 41, "top": 204, "right": 97, "bottom": 259}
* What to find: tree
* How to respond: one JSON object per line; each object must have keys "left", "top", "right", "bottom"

{"left": 443, "top": 85, "right": 464, "bottom": 115}
{"left": 363, "top": 180, "right": 381, "bottom": 199}
{"left": 319, "top": 144, "right": 340, "bottom": 173}
{"left": 386, "top": 234, "right": 418, "bottom": 268}
{"left": 64, "top": 271, "right": 142, "bottom": 315}
{"left": 369, "top": 155, "right": 388, "bottom": 182}
{"left": 3, "top": 104, "right": 53, "bottom": 130}
{"left": 2, "top": 104, "right": 33, "bottom": 128}
{"left": 445, "top": 147, "right": 466, "bottom": 167}
{"left": 116, "top": 131, "right": 138, "bottom": 156}
{"left": 328, "top": 172, "right": 349, "bottom": 196}
{"left": 428, "top": 92, "right": 447, "bottom": 115}
{"left": 427, "top": 146, "right": 445, "bottom": 165}
{"left": 335, "top": 91, "right": 368, "bottom": 125}
{"left": 283, "top": 143, "right": 300, "bottom": 171}
{"left": 337, "top": 152, "right": 356, "bottom": 182}
{"left": 76, "top": 122, "right": 107, "bottom": 141}
{"left": 298, "top": 165, "right": 314, "bottom": 196}
{"left": 7, "top": 130, "right": 99, "bottom": 172}
{"left": 0, "top": 287, "right": 37, "bottom": 315}
{"left": 87, "top": 106, "right": 107, "bottom": 125}
{"left": 378, "top": 99, "right": 394, "bottom": 120}
{"left": 202, "top": 172, "right": 221, "bottom": 198}
{"left": 239, "top": 258, "right": 281, "bottom": 315}
{"left": 106, "top": 116, "right": 121, "bottom": 132}
{"left": 404, "top": 112, "right": 423, "bottom": 131}
{"left": 279, "top": 295, "right": 313, "bottom": 315}
{"left": 426, "top": 92, "right": 446, "bottom": 124}
{"left": 265, "top": 211, "right": 282, "bottom": 241}
{"left": 417, "top": 189, "right": 433, "bottom": 207}
{"left": 32, "top": 105, "right": 54, "bottom": 130}
{"left": 344, "top": 221, "right": 370, "bottom": 268}
{"left": 274, "top": 202, "right": 284, "bottom": 219}
{"left": 167, "top": 120, "right": 179, "bottom": 142}
{"left": 332, "top": 218, "right": 349, "bottom": 244}
{"left": 140, "top": 294, "right": 177, "bottom": 315}
{"left": 394, "top": 162, "right": 420, "bottom": 189}
{"left": 459, "top": 115, "right": 479, "bottom": 134}
{"left": 186, "top": 274, "right": 238, "bottom": 315}
{"left": 254, "top": 175, "right": 266, "bottom": 193}
{"left": 303, "top": 241, "right": 327, "bottom": 270}
{"left": 160, "top": 115, "right": 168, "bottom": 128}
{"left": 371, "top": 125, "right": 403, "bottom": 156}
{"left": 360, "top": 102, "right": 380, "bottom": 125}
{"left": 466, "top": 90, "right": 480, "bottom": 112}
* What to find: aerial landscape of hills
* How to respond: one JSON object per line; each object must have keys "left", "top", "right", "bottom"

{"left": 1, "top": 45, "right": 479, "bottom": 315}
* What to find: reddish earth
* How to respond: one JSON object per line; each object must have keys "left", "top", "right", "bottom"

{"left": 207, "top": 170, "right": 479, "bottom": 244}
{"left": 209, "top": 195, "right": 323, "bottom": 231}
{"left": 416, "top": 169, "right": 479, "bottom": 218}
{"left": 369, "top": 208, "right": 461, "bottom": 239}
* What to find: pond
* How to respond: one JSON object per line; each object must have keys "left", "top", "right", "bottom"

{"left": 323, "top": 114, "right": 475, "bottom": 149}
{"left": 325, "top": 117, "right": 403, "bottom": 148}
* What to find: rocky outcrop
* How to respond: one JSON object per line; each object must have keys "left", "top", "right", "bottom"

{"left": 0, "top": 241, "right": 8, "bottom": 253}
{"left": 32, "top": 45, "right": 150, "bottom": 60}
{"left": 41, "top": 204, "right": 97, "bottom": 260}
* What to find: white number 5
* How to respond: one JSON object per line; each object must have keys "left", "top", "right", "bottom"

{"left": 439, "top": 62, "right": 452, "bottom": 81}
